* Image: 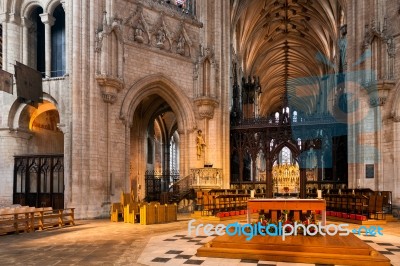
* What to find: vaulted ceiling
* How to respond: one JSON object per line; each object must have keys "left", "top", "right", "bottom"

{"left": 231, "top": 0, "right": 345, "bottom": 116}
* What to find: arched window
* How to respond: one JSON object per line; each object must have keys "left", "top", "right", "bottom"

{"left": 29, "top": 7, "right": 45, "bottom": 75}
{"left": 297, "top": 138, "right": 302, "bottom": 150}
{"left": 279, "top": 146, "right": 292, "bottom": 164}
{"left": 51, "top": 5, "right": 65, "bottom": 77}
{"left": 293, "top": 110, "right": 298, "bottom": 122}
{"left": 275, "top": 112, "right": 279, "bottom": 123}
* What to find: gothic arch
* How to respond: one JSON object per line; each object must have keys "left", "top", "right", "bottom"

{"left": 270, "top": 141, "right": 300, "bottom": 164}
{"left": 120, "top": 74, "right": 196, "bottom": 132}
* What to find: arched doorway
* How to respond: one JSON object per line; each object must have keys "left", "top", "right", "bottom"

{"left": 120, "top": 74, "right": 196, "bottom": 202}
{"left": 132, "top": 95, "right": 180, "bottom": 202}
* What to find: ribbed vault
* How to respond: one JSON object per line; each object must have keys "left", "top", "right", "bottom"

{"left": 232, "top": 0, "right": 345, "bottom": 116}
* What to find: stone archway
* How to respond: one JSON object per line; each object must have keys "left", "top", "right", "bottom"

{"left": 120, "top": 74, "right": 196, "bottom": 132}
{"left": 120, "top": 74, "right": 197, "bottom": 200}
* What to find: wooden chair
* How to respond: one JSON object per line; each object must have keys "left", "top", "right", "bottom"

{"left": 124, "top": 203, "right": 140, "bottom": 223}
{"left": 111, "top": 203, "right": 122, "bottom": 222}
{"left": 367, "top": 195, "right": 376, "bottom": 219}
{"left": 373, "top": 195, "right": 386, "bottom": 220}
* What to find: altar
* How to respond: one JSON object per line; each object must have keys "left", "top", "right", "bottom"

{"left": 197, "top": 198, "right": 390, "bottom": 265}
{"left": 247, "top": 198, "right": 326, "bottom": 225}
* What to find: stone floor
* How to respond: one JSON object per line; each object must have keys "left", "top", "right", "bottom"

{"left": 0, "top": 215, "right": 399, "bottom": 266}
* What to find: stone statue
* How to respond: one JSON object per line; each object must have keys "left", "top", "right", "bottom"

{"left": 196, "top": 130, "right": 206, "bottom": 160}
{"left": 134, "top": 20, "right": 144, "bottom": 43}
{"left": 177, "top": 34, "right": 185, "bottom": 55}
{"left": 156, "top": 28, "right": 166, "bottom": 48}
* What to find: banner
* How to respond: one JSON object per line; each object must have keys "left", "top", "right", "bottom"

{"left": 14, "top": 61, "right": 43, "bottom": 107}
{"left": 0, "top": 69, "right": 13, "bottom": 94}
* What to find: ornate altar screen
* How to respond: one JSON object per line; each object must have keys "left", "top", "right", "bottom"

{"left": 272, "top": 163, "right": 300, "bottom": 194}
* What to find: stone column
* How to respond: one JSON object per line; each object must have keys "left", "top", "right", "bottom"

{"left": 21, "top": 18, "right": 32, "bottom": 65}
{"left": 39, "top": 13, "right": 55, "bottom": 78}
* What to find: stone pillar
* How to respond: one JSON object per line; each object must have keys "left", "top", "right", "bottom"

{"left": 40, "top": 13, "right": 55, "bottom": 78}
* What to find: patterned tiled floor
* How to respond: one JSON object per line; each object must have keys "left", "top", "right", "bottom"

{"left": 137, "top": 228, "right": 400, "bottom": 266}
{"left": 0, "top": 217, "right": 399, "bottom": 265}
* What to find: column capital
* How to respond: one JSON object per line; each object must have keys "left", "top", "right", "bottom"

{"left": 21, "top": 17, "right": 33, "bottom": 28}
{"left": 60, "top": 0, "right": 66, "bottom": 11}
{"left": 39, "top": 13, "right": 55, "bottom": 26}
{"left": 0, "top": 12, "right": 9, "bottom": 23}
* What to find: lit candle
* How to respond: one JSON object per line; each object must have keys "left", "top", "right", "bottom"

{"left": 317, "top": 190, "right": 322, "bottom": 199}
{"left": 250, "top": 190, "right": 255, "bottom": 198}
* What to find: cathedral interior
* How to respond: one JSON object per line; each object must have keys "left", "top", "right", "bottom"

{"left": 0, "top": 0, "right": 400, "bottom": 264}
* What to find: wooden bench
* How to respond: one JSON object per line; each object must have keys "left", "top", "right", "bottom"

{"left": 0, "top": 206, "right": 75, "bottom": 235}
{"left": 34, "top": 207, "right": 75, "bottom": 230}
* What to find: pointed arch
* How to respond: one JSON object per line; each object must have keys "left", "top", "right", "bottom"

{"left": 120, "top": 74, "right": 196, "bottom": 133}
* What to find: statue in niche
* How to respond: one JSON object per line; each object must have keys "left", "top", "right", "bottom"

{"left": 196, "top": 130, "right": 206, "bottom": 160}
{"left": 134, "top": 20, "right": 144, "bottom": 43}
{"left": 177, "top": 34, "right": 185, "bottom": 55}
{"left": 156, "top": 27, "right": 166, "bottom": 48}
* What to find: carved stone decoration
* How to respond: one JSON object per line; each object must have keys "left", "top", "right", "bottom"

{"left": 95, "top": 11, "right": 125, "bottom": 104}
{"left": 176, "top": 34, "right": 185, "bottom": 55}
{"left": 194, "top": 45, "right": 218, "bottom": 98}
{"left": 124, "top": 4, "right": 151, "bottom": 44}
{"left": 175, "top": 21, "right": 192, "bottom": 56}
{"left": 366, "top": 79, "right": 395, "bottom": 107}
{"left": 153, "top": 14, "right": 172, "bottom": 50}
{"left": 194, "top": 97, "right": 219, "bottom": 119}
{"left": 96, "top": 75, "right": 124, "bottom": 104}
{"left": 362, "top": 17, "right": 395, "bottom": 82}
{"left": 134, "top": 19, "right": 145, "bottom": 43}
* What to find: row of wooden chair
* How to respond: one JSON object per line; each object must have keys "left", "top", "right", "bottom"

{"left": 325, "top": 194, "right": 387, "bottom": 220}
{"left": 198, "top": 193, "right": 254, "bottom": 216}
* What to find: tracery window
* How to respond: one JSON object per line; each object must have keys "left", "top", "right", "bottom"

{"left": 279, "top": 146, "right": 292, "bottom": 165}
